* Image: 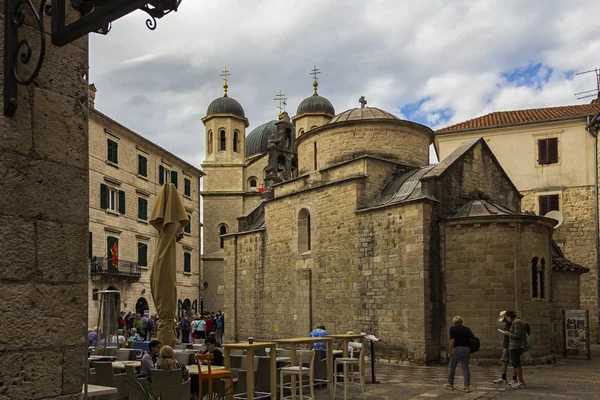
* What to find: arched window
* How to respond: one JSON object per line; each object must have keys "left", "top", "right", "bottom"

{"left": 277, "top": 155, "right": 286, "bottom": 172}
{"left": 285, "top": 128, "right": 292, "bottom": 149}
{"left": 540, "top": 258, "right": 546, "bottom": 299}
{"left": 207, "top": 131, "right": 213, "bottom": 155}
{"left": 219, "top": 224, "right": 227, "bottom": 249}
{"left": 298, "top": 129, "right": 305, "bottom": 136}
{"left": 219, "top": 130, "right": 226, "bottom": 151}
{"left": 298, "top": 209, "right": 311, "bottom": 254}
{"left": 250, "top": 179, "right": 257, "bottom": 188}
{"left": 233, "top": 131, "right": 239, "bottom": 153}
{"left": 531, "top": 257, "right": 538, "bottom": 298}
{"left": 248, "top": 177, "right": 258, "bottom": 190}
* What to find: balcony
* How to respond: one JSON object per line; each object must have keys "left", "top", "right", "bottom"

{"left": 90, "top": 256, "right": 141, "bottom": 279}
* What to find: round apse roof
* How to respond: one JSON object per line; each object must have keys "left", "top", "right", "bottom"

{"left": 245, "top": 120, "right": 277, "bottom": 157}
{"left": 328, "top": 107, "right": 399, "bottom": 124}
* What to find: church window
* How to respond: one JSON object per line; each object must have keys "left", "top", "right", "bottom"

{"left": 233, "top": 131, "right": 240, "bottom": 153}
{"left": 298, "top": 129, "right": 304, "bottom": 136}
{"left": 248, "top": 177, "right": 258, "bottom": 190}
{"left": 539, "top": 258, "right": 546, "bottom": 299}
{"left": 298, "top": 209, "right": 311, "bottom": 254}
{"left": 313, "top": 142, "right": 318, "bottom": 170}
{"left": 531, "top": 257, "right": 538, "bottom": 298}
{"left": 538, "top": 194, "right": 559, "bottom": 216}
{"left": 291, "top": 158, "right": 298, "bottom": 178}
{"left": 207, "top": 131, "right": 213, "bottom": 155}
{"left": 538, "top": 138, "right": 558, "bottom": 165}
{"left": 219, "top": 130, "right": 226, "bottom": 151}
{"left": 219, "top": 224, "right": 227, "bottom": 249}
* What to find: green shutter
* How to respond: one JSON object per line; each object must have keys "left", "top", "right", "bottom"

{"left": 185, "top": 215, "right": 191, "bottom": 233}
{"left": 100, "top": 184, "right": 108, "bottom": 209}
{"left": 138, "top": 155, "right": 147, "bottom": 176}
{"left": 159, "top": 165, "right": 164, "bottom": 184}
{"left": 184, "top": 178, "right": 191, "bottom": 196}
{"left": 107, "top": 139, "right": 118, "bottom": 164}
{"left": 138, "top": 198, "right": 148, "bottom": 220}
{"left": 107, "top": 139, "right": 112, "bottom": 162}
{"left": 184, "top": 252, "right": 191, "bottom": 273}
{"left": 118, "top": 190, "right": 126, "bottom": 214}
{"left": 113, "top": 141, "right": 118, "bottom": 164}
{"left": 88, "top": 232, "right": 92, "bottom": 259}
{"left": 171, "top": 171, "right": 178, "bottom": 188}
{"left": 138, "top": 242, "right": 147, "bottom": 267}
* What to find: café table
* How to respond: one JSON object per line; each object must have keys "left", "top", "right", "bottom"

{"left": 223, "top": 341, "right": 278, "bottom": 400}
{"left": 111, "top": 360, "right": 141, "bottom": 371}
{"left": 82, "top": 384, "right": 118, "bottom": 397}
{"left": 273, "top": 337, "right": 334, "bottom": 400}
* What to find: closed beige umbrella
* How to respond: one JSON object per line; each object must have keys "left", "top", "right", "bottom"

{"left": 149, "top": 183, "right": 189, "bottom": 346}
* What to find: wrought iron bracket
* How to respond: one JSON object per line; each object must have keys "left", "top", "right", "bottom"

{"left": 4, "top": 0, "right": 182, "bottom": 116}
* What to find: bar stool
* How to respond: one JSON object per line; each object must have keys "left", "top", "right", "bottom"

{"left": 333, "top": 343, "right": 365, "bottom": 400}
{"left": 279, "top": 350, "right": 315, "bottom": 400}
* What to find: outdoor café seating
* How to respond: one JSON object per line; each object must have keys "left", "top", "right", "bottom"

{"left": 333, "top": 342, "right": 366, "bottom": 400}
{"left": 150, "top": 369, "right": 190, "bottom": 400}
{"left": 94, "top": 361, "right": 129, "bottom": 400}
{"left": 279, "top": 349, "right": 316, "bottom": 400}
{"left": 196, "top": 352, "right": 234, "bottom": 400}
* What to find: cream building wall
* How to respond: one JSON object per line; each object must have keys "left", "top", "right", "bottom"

{"left": 435, "top": 117, "right": 599, "bottom": 340}
{"left": 88, "top": 109, "right": 203, "bottom": 326}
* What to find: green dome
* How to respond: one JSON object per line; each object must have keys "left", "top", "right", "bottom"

{"left": 206, "top": 95, "right": 245, "bottom": 118}
{"left": 245, "top": 120, "right": 277, "bottom": 157}
{"left": 296, "top": 93, "right": 335, "bottom": 116}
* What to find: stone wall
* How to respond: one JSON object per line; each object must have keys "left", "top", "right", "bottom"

{"left": 0, "top": 3, "right": 89, "bottom": 398}
{"left": 522, "top": 186, "right": 598, "bottom": 342}
{"left": 296, "top": 121, "right": 431, "bottom": 175}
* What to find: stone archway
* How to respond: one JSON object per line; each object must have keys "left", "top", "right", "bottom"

{"left": 135, "top": 297, "right": 149, "bottom": 316}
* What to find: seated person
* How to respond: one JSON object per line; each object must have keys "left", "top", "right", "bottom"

{"left": 127, "top": 328, "right": 143, "bottom": 342}
{"left": 110, "top": 329, "right": 126, "bottom": 346}
{"left": 87, "top": 328, "right": 98, "bottom": 346}
{"left": 208, "top": 331, "right": 221, "bottom": 347}
{"left": 309, "top": 325, "right": 329, "bottom": 352}
{"left": 139, "top": 340, "right": 161, "bottom": 379}
{"left": 156, "top": 345, "right": 190, "bottom": 382}
{"left": 201, "top": 336, "right": 224, "bottom": 366}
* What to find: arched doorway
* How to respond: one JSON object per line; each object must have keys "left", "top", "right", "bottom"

{"left": 135, "top": 297, "right": 149, "bottom": 316}
{"left": 182, "top": 298, "right": 192, "bottom": 317}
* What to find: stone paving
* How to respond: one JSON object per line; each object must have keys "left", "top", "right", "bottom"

{"left": 312, "top": 345, "right": 600, "bottom": 400}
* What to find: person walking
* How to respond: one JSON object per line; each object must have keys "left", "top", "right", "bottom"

{"left": 215, "top": 313, "right": 224, "bottom": 344}
{"left": 180, "top": 313, "right": 191, "bottom": 343}
{"left": 444, "top": 316, "right": 473, "bottom": 393}
{"left": 493, "top": 311, "right": 517, "bottom": 385}
{"left": 195, "top": 316, "right": 206, "bottom": 339}
{"left": 502, "top": 310, "right": 527, "bottom": 389}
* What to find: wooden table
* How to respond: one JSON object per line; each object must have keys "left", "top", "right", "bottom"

{"left": 187, "top": 364, "right": 226, "bottom": 375}
{"left": 83, "top": 384, "right": 118, "bottom": 397}
{"left": 223, "top": 341, "right": 277, "bottom": 400}
{"left": 274, "top": 337, "right": 334, "bottom": 400}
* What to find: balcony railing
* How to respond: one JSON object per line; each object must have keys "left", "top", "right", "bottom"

{"left": 90, "top": 256, "right": 141, "bottom": 278}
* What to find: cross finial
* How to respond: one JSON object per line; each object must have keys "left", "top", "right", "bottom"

{"left": 310, "top": 64, "right": 321, "bottom": 94}
{"left": 274, "top": 90, "right": 287, "bottom": 117}
{"left": 220, "top": 66, "right": 231, "bottom": 96}
{"left": 359, "top": 96, "right": 367, "bottom": 108}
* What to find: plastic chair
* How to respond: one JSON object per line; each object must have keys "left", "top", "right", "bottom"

{"left": 174, "top": 351, "right": 192, "bottom": 366}
{"left": 279, "top": 350, "right": 315, "bottom": 400}
{"left": 195, "top": 352, "right": 234, "bottom": 400}
{"left": 333, "top": 342, "right": 365, "bottom": 400}
{"left": 94, "top": 361, "right": 128, "bottom": 399}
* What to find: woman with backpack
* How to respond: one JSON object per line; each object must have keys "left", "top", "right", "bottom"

{"left": 443, "top": 316, "right": 474, "bottom": 393}
{"left": 502, "top": 310, "right": 527, "bottom": 389}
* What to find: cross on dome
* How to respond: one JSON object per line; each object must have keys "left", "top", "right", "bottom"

{"left": 359, "top": 96, "right": 367, "bottom": 108}
{"left": 220, "top": 66, "right": 231, "bottom": 96}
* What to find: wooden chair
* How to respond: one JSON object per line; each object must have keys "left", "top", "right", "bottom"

{"left": 333, "top": 342, "right": 365, "bottom": 400}
{"left": 195, "top": 352, "right": 234, "bottom": 400}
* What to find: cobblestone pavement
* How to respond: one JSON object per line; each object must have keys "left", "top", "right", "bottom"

{"left": 312, "top": 345, "right": 600, "bottom": 400}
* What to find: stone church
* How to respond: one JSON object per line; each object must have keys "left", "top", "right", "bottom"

{"left": 201, "top": 76, "right": 588, "bottom": 363}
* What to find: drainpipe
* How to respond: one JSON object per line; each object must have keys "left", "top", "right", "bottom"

{"left": 585, "top": 116, "right": 600, "bottom": 344}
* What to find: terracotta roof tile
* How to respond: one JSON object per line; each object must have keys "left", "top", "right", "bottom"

{"left": 436, "top": 102, "right": 600, "bottom": 133}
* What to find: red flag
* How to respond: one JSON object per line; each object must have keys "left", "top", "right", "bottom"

{"left": 110, "top": 241, "right": 119, "bottom": 269}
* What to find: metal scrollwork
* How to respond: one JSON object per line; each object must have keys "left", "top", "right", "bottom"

{"left": 4, "top": 0, "right": 48, "bottom": 116}
{"left": 144, "top": 11, "right": 158, "bottom": 30}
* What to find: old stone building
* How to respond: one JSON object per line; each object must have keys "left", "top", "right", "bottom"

{"left": 436, "top": 101, "right": 600, "bottom": 342}
{"left": 202, "top": 75, "right": 587, "bottom": 363}
{"left": 88, "top": 86, "right": 203, "bottom": 325}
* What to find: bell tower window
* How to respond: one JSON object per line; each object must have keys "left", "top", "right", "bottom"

{"left": 207, "top": 131, "right": 213, "bottom": 155}
{"left": 298, "top": 208, "right": 311, "bottom": 254}
{"left": 219, "top": 130, "right": 226, "bottom": 151}
{"left": 219, "top": 224, "right": 227, "bottom": 249}
{"left": 233, "top": 131, "right": 239, "bottom": 153}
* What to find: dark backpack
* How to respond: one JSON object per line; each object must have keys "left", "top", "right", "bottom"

{"left": 469, "top": 335, "right": 481, "bottom": 353}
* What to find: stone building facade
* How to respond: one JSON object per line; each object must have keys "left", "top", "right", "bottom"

{"left": 210, "top": 82, "right": 586, "bottom": 363}
{"left": 88, "top": 89, "right": 203, "bottom": 325}
{"left": 0, "top": 2, "right": 89, "bottom": 398}
{"left": 435, "top": 102, "right": 600, "bottom": 342}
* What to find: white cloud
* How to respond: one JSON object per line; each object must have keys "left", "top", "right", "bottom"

{"left": 90, "top": 0, "right": 600, "bottom": 167}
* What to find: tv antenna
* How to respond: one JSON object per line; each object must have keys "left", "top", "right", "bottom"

{"left": 574, "top": 68, "right": 600, "bottom": 100}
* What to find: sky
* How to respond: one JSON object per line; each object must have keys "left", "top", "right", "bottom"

{"left": 90, "top": 0, "right": 600, "bottom": 167}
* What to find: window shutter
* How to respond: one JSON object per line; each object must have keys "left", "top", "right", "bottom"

{"left": 185, "top": 215, "right": 191, "bottom": 233}
{"left": 184, "top": 252, "right": 191, "bottom": 273}
{"left": 100, "top": 184, "right": 108, "bottom": 209}
{"left": 538, "top": 139, "right": 548, "bottom": 164}
{"left": 138, "top": 155, "right": 147, "bottom": 176}
{"left": 159, "top": 165, "right": 164, "bottom": 184}
{"left": 548, "top": 138, "right": 558, "bottom": 163}
{"left": 539, "top": 196, "right": 548, "bottom": 216}
{"left": 171, "top": 171, "right": 178, "bottom": 188}
{"left": 113, "top": 141, "right": 118, "bottom": 164}
{"left": 107, "top": 139, "right": 112, "bottom": 161}
{"left": 549, "top": 195, "right": 559, "bottom": 212}
{"left": 138, "top": 243, "right": 147, "bottom": 267}
{"left": 118, "top": 190, "right": 126, "bottom": 214}
{"left": 138, "top": 198, "right": 143, "bottom": 219}
{"left": 184, "top": 178, "right": 191, "bottom": 196}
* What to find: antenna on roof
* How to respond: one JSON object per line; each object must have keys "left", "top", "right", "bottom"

{"left": 574, "top": 68, "right": 600, "bottom": 100}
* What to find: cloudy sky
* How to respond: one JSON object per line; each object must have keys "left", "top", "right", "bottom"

{"left": 90, "top": 0, "right": 600, "bottom": 166}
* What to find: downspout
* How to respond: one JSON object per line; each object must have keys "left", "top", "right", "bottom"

{"left": 585, "top": 116, "right": 600, "bottom": 343}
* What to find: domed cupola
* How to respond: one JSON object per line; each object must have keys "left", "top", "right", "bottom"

{"left": 292, "top": 65, "right": 335, "bottom": 137}
{"left": 245, "top": 120, "right": 278, "bottom": 157}
{"left": 206, "top": 95, "right": 246, "bottom": 119}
